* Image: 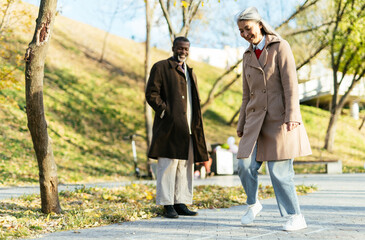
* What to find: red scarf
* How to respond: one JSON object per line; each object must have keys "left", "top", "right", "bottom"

{"left": 255, "top": 48, "right": 263, "bottom": 59}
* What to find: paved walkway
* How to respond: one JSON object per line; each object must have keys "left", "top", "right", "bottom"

{"left": 2, "top": 174, "right": 365, "bottom": 239}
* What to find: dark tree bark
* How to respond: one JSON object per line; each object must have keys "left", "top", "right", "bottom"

{"left": 359, "top": 116, "right": 365, "bottom": 130}
{"left": 24, "top": 0, "right": 61, "bottom": 214}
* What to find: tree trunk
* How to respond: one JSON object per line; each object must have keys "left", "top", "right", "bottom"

{"left": 144, "top": 0, "right": 154, "bottom": 178}
{"left": 324, "top": 107, "right": 341, "bottom": 152}
{"left": 228, "top": 107, "right": 240, "bottom": 126}
{"left": 99, "top": 4, "right": 119, "bottom": 63}
{"left": 99, "top": 31, "right": 110, "bottom": 63}
{"left": 24, "top": 0, "right": 61, "bottom": 214}
{"left": 359, "top": 116, "right": 365, "bottom": 130}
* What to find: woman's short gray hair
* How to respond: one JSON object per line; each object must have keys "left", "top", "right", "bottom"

{"left": 236, "top": 7, "right": 281, "bottom": 38}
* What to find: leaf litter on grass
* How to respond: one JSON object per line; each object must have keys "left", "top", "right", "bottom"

{"left": 0, "top": 183, "right": 317, "bottom": 239}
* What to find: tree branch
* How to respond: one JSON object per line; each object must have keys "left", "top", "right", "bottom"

{"left": 338, "top": 48, "right": 358, "bottom": 86}
{"left": 201, "top": 59, "right": 242, "bottom": 113}
{"left": 159, "top": 0, "right": 176, "bottom": 41}
{"left": 330, "top": 0, "right": 345, "bottom": 73}
{"left": 283, "top": 21, "right": 334, "bottom": 37}
{"left": 188, "top": 0, "right": 201, "bottom": 25}
{"left": 213, "top": 74, "right": 241, "bottom": 99}
{"left": 276, "top": 0, "right": 319, "bottom": 29}
{"left": 296, "top": 42, "right": 327, "bottom": 70}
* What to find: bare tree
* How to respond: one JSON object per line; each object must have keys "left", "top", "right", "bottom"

{"left": 97, "top": 0, "right": 137, "bottom": 63}
{"left": 99, "top": 4, "right": 120, "bottom": 63}
{"left": 144, "top": 0, "right": 158, "bottom": 178}
{"left": 159, "top": 0, "right": 202, "bottom": 43}
{"left": 24, "top": 0, "right": 61, "bottom": 214}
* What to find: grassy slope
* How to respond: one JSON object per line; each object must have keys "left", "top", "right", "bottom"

{"left": 0, "top": 2, "right": 364, "bottom": 186}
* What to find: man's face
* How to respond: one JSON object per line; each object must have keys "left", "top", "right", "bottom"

{"left": 172, "top": 41, "right": 190, "bottom": 63}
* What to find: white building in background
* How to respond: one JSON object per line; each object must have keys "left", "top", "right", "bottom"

{"left": 189, "top": 47, "right": 365, "bottom": 119}
{"left": 190, "top": 46, "right": 244, "bottom": 72}
{"left": 297, "top": 62, "right": 365, "bottom": 120}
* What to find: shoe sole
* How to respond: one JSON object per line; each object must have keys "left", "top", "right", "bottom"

{"left": 164, "top": 215, "right": 179, "bottom": 218}
{"left": 283, "top": 225, "right": 307, "bottom": 231}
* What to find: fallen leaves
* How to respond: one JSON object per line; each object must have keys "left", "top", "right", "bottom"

{"left": 0, "top": 183, "right": 317, "bottom": 239}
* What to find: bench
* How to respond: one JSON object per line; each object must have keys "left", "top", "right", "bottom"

{"left": 265, "top": 160, "right": 342, "bottom": 174}
{"left": 293, "top": 160, "right": 343, "bottom": 174}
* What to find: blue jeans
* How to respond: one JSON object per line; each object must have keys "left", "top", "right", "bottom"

{"left": 237, "top": 144, "right": 301, "bottom": 216}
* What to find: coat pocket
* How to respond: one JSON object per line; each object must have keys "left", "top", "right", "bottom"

{"left": 269, "top": 94, "right": 285, "bottom": 121}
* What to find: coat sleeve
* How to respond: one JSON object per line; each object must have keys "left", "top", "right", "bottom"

{"left": 145, "top": 63, "right": 167, "bottom": 117}
{"left": 237, "top": 58, "right": 250, "bottom": 133}
{"left": 277, "top": 40, "right": 302, "bottom": 123}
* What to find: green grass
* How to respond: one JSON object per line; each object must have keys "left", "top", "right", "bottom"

{"left": 0, "top": 2, "right": 364, "bottom": 187}
{"left": 299, "top": 105, "right": 365, "bottom": 170}
{"left": 0, "top": 183, "right": 317, "bottom": 239}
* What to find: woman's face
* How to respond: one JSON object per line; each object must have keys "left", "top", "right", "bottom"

{"left": 238, "top": 20, "right": 263, "bottom": 45}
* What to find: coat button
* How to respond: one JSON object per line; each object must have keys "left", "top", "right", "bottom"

{"left": 248, "top": 74, "right": 250, "bottom": 78}
{"left": 263, "top": 107, "right": 267, "bottom": 111}
{"left": 262, "top": 89, "right": 266, "bottom": 93}
{"left": 252, "top": 108, "right": 255, "bottom": 112}
{"left": 182, "top": 96, "right": 185, "bottom": 99}
{"left": 250, "top": 92, "right": 254, "bottom": 95}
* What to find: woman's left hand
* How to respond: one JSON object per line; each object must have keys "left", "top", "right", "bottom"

{"left": 286, "top": 121, "right": 300, "bottom": 131}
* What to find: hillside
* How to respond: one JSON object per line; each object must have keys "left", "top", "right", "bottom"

{"left": 0, "top": 2, "right": 364, "bottom": 186}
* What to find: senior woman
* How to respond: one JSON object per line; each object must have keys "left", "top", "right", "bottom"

{"left": 235, "top": 7, "right": 312, "bottom": 231}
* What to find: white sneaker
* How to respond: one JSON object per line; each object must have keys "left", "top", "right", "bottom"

{"left": 283, "top": 214, "right": 307, "bottom": 231}
{"left": 241, "top": 201, "right": 263, "bottom": 225}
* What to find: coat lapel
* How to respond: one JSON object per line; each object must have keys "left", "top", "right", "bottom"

{"left": 245, "top": 47, "right": 262, "bottom": 71}
{"left": 245, "top": 35, "right": 281, "bottom": 70}
{"left": 259, "top": 48, "right": 268, "bottom": 68}
{"left": 168, "top": 57, "right": 185, "bottom": 77}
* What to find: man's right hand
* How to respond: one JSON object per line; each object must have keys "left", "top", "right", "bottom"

{"left": 237, "top": 131, "right": 243, "bottom": 138}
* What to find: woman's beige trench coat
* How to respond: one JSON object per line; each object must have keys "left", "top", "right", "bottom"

{"left": 236, "top": 34, "right": 312, "bottom": 161}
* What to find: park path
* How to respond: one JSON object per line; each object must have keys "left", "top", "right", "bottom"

{"left": 1, "top": 174, "right": 365, "bottom": 239}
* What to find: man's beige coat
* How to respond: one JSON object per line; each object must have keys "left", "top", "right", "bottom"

{"left": 236, "top": 34, "right": 312, "bottom": 161}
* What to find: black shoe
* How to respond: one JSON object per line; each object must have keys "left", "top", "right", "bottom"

{"left": 173, "top": 204, "right": 198, "bottom": 216}
{"left": 164, "top": 205, "right": 179, "bottom": 218}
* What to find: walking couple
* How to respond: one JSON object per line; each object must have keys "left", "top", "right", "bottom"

{"left": 145, "top": 7, "right": 311, "bottom": 231}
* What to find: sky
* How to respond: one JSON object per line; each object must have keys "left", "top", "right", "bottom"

{"left": 22, "top": 0, "right": 303, "bottom": 51}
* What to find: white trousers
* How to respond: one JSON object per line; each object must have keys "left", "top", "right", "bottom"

{"left": 156, "top": 137, "right": 194, "bottom": 205}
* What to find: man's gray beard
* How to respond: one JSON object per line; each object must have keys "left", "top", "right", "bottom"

{"left": 178, "top": 55, "right": 186, "bottom": 62}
